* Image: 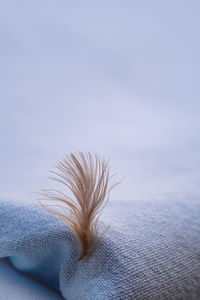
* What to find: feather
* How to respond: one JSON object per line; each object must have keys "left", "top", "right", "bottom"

{"left": 38, "top": 151, "right": 118, "bottom": 261}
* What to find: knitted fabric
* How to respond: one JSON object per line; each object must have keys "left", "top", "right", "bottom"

{"left": 0, "top": 197, "right": 200, "bottom": 299}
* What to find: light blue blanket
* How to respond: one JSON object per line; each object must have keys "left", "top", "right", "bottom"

{"left": 0, "top": 197, "right": 200, "bottom": 299}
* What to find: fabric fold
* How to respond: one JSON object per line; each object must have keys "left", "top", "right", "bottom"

{"left": 0, "top": 198, "right": 200, "bottom": 299}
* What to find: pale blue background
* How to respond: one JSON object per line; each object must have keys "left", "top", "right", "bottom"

{"left": 0, "top": 0, "right": 200, "bottom": 203}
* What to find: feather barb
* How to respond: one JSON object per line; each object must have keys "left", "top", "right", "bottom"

{"left": 38, "top": 152, "right": 118, "bottom": 261}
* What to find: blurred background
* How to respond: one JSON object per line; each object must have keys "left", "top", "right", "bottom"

{"left": 0, "top": 0, "right": 200, "bottom": 203}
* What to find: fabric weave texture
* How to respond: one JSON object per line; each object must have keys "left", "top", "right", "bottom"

{"left": 0, "top": 197, "right": 200, "bottom": 299}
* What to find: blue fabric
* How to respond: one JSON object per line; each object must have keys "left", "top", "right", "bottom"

{"left": 0, "top": 197, "right": 200, "bottom": 299}
{"left": 0, "top": 258, "right": 63, "bottom": 299}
